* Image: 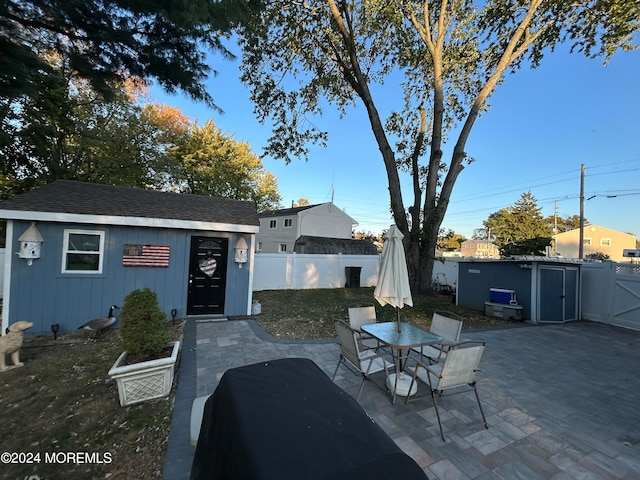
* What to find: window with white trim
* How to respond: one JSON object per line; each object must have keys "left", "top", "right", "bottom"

{"left": 279, "top": 243, "right": 287, "bottom": 252}
{"left": 583, "top": 237, "right": 592, "bottom": 246}
{"left": 284, "top": 218, "right": 293, "bottom": 228}
{"left": 62, "top": 229, "right": 105, "bottom": 273}
{"left": 600, "top": 237, "right": 611, "bottom": 246}
{"left": 269, "top": 219, "right": 277, "bottom": 229}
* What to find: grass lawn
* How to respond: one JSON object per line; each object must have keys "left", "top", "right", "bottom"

{"left": 253, "top": 287, "right": 517, "bottom": 339}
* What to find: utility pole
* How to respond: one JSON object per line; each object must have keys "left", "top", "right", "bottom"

{"left": 579, "top": 164, "right": 585, "bottom": 259}
{"left": 552, "top": 200, "right": 558, "bottom": 255}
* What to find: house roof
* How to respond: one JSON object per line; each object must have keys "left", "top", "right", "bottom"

{"left": 554, "top": 224, "right": 636, "bottom": 239}
{"left": 0, "top": 180, "right": 260, "bottom": 232}
{"left": 258, "top": 204, "right": 319, "bottom": 217}
{"left": 294, "top": 235, "right": 378, "bottom": 255}
{"left": 258, "top": 202, "right": 358, "bottom": 226}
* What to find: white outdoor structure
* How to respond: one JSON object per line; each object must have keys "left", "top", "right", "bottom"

{"left": 252, "top": 253, "right": 379, "bottom": 290}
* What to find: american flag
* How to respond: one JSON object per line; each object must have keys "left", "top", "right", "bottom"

{"left": 123, "top": 244, "right": 170, "bottom": 267}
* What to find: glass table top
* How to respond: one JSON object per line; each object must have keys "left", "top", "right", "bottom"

{"left": 361, "top": 322, "right": 442, "bottom": 348}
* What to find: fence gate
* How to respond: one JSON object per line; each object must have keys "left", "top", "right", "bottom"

{"left": 609, "top": 264, "right": 640, "bottom": 330}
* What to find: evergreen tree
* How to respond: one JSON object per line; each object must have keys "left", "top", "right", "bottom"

{"left": 484, "top": 192, "right": 553, "bottom": 257}
{"left": 0, "top": 0, "right": 260, "bottom": 105}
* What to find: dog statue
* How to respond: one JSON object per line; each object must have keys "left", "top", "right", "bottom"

{"left": 0, "top": 321, "right": 34, "bottom": 371}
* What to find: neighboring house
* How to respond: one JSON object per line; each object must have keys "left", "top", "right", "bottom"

{"left": 256, "top": 203, "right": 358, "bottom": 253}
{"left": 0, "top": 180, "right": 259, "bottom": 335}
{"left": 554, "top": 225, "right": 637, "bottom": 261}
{"left": 461, "top": 240, "right": 501, "bottom": 259}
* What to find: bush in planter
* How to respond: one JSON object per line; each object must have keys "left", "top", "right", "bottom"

{"left": 119, "top": 287, "right": 171, "bottom": 357}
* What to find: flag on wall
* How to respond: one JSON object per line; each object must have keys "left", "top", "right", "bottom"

{"left": 123, "top": 244, "right": 170, "bottom": 267}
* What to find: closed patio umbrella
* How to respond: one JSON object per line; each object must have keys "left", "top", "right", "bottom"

{"left": 374, "top": 225, "right": 413, "bottom": 332}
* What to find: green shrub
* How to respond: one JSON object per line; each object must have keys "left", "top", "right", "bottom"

{"left": 119, "top": 288, "right": 171, "bottom": 356}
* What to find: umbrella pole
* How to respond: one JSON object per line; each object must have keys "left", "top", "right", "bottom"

{"left": 396, "top": 307, "right": 401, "bottom": 332}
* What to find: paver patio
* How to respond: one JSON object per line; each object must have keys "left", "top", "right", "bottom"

{"left": 164, "top": 319, "right": 640, "bottom": 479}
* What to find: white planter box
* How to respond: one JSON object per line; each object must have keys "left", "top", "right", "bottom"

{"left": 108, "top": 341, "right": 180, "bottom": 406}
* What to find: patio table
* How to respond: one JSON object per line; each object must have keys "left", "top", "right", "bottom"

{"left": 361, "top": 322, "right": 442, "bottom": 404}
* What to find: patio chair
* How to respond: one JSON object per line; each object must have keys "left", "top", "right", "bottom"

{"left": 411, "top": 311, "right": 463, "bottom": 363}
{"left": 348, "top": 305, "right": 382, "bottom": 351}
{"left": 405, "top": 341, "right": 488, "bottom": 441}
{"left": 332, "top": 320, "right": 392, "bottom": 400}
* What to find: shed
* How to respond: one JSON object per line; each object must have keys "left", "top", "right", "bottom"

{"left": 0, "top": 180, "right": 259, "bottom": 335}
{"left": 457, "top": 257, "right": 582, "bottom": 323}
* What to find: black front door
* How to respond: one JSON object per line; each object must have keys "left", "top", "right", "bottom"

{"left": 187, "top": 237, "right": 228, "bottom": 315}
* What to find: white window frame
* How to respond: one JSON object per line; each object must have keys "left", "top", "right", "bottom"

{"left": 269, "top": 219, "right": 277, "bottom": 229}
{"left": 279, "top": 243, "right": 287, "bottom": 252}
{"left": 284, "top": 218, "right": 293, "bottom": 228}
{"left": 62, "top": 229, "right": 105, "bottom": 274}
{"left": 600, "top": 237, "right": 612, "bottom": 246}
{"left": 583, "top": 237, "right": 592, "bottom": 246}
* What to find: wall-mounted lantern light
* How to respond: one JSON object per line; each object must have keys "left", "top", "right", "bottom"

{"left": 17, "top": 222, "right": 44, "bottom": 266}
{"left": 234, "top": 237, "right": 249, "bottom": 268}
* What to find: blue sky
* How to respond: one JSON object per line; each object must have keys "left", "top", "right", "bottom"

{"left": 150, "top": 42, "right": 640, "bottom": 240}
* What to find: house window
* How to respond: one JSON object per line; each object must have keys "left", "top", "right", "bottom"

{"left": 269, "top": 219, "right": 277, "bottom": 229}
{"left": 284, "top": 218, "right": 293, "bottom": 228}
{"left": 600, "top": 237, "right": 612, "bottom": 246}
{"left": 257, "top": 242, "right": 263, "bottom": 252}
{"left": 583, "top": 237, "right": 592, "bottom": 246}
{"left": 62, "top": 229, "right": 105, "bottom": 273}
{"left": 279, "top": 243, "right": 287, "bottom": 252}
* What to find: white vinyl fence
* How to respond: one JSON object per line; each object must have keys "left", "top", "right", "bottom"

{"left": 252, "top": 255, "right": 461, "bottom": 292}
{"left": 581, "top": 261, "right": 640, "bottom": 331}
{"left": 0, "top": 249, "right": 4, "bottom": 298}
{"left": 251, "top": 255, "right": 640, "bottom": 331}
{"left": 252, "top": 253, "right": 380, "bottom": 291}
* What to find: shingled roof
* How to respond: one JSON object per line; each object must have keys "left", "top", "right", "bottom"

{"left": 294, "top": 235, "right": 378, "bottom": 255}
{"left": 0, "top": 180, "right": 259, "bottom": 230}
{"left": 257, "top": 204, "right": 318, "bottom": 217}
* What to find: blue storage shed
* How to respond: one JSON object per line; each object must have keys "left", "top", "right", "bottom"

{"left": 0, "top": 180, "right": 259, "bottom": 335}
{"left": 457, "top": 257, "right": 582, "bottom": 323}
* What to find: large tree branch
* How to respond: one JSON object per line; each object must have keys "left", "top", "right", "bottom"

{"left": 324, "top": 0, "right": 409, "bottom": 232}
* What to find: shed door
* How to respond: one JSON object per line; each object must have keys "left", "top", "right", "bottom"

{"left": 538, "top": 266, "right": 579, "bottom": 323}
{"left": 187, "top": 237, "right": 228, "bottom": 315}
{"left": 539, "top": 267, "right": 565, "bottom": 323}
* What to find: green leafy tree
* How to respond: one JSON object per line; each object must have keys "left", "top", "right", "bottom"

{"left": 237, "top": 0, "right": 638, "bottom": 291}
{"left": 585, "top": 252, "right": 610, "bottom": 261}
{"left": 0, "top": 74, "right": 281, "bottom": 211}
{"left": 293, "top": 198, "right": 310, "bottom": 207}
{"left": 169, "top": 120, "right": 282, "bottom": 211}
{"left": 0, "top": 76, "right": 187, "bottom": 199}
{"left": 484, "top": 192, "right": 553, "bottom": 257}
{"left": 546, "top": 214, "right": 586, "bottom": 233}
{"left": 0, "top": 0, "right": 260, "bottom": 106}
{"left": 437, "top": 229, "right": 466, "bottom": 251}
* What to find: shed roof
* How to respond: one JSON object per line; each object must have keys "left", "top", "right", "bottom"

{"left": 0, "top": 180, "right": 259, "bottom": 232}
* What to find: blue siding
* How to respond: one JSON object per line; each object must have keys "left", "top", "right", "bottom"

{"left": 8, "top": 220, "right": 252, "bottom": 334}
{"left": 457, "top": 261, "right": 532, "bottom": 320}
